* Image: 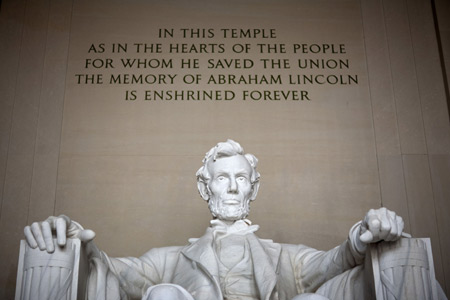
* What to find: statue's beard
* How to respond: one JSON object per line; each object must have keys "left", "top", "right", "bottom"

{"left": 208, "top": 198, "right": 250, "bottom": 221}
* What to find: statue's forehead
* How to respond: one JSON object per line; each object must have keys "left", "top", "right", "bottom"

{"left": 207, "top": 155, "right": 252, "bottom": 174}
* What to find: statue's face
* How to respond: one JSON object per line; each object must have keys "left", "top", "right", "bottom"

{"left": 207, "top": 155, "right": 254, "bottom": 221}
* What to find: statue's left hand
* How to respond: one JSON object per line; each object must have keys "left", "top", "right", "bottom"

{"left": 24, "top": 215, "right": 95, "bottom": 253}
{"left": 359, "top": 207, "right": 404, "bottom": 244}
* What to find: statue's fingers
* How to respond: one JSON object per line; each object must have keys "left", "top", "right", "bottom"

{"left": 379, "top": 209, "right": 392, "bottom": 240}
{"left": 56, "top": 217, "right": 68, "bottom": 246}
{"left": 362, "top": 209, "right": 374, "bottom": 225}
{"left": 24, "top": 226, "right": 38, "bottom": 248}
{"left": 41, "top": 220, "right": 53, "bottom": 238}
{"left": 44, "top": 216, "right": 57, "bottom": 230}
{"left": 31, "top": 222, "right": 46, "bottom": 250}
{"left": 79, "top": 229, "right": 96, "bottom": 243}
{"left": 384, "top": 210, "right": 399, "bottom": 241}
{"left": 57, "top": 215, "right": 71, "bottom": 226}
{"left": 41, "top": 221, "right": 55, "bottom": 253}
{"left": 385, "top": 217, "right": 398, "bottom": 241}
{"left": 394, "top": 216, "right": 406, "bottom": 239}
{"left": 402, "top": 232, "right": 412, "bottom": 238}
{"left": 364, "top": 215, "right": 382, "bottom": 242}
{"left": 368, "top": 217, "right": 381, "bottom": 233}
{"left": 360, "top": 230, "right": 374, "bottom": 243}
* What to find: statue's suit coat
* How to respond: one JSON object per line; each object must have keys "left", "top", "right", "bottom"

{"left": 95, "top": 227, "right": 364, "bottom": 300}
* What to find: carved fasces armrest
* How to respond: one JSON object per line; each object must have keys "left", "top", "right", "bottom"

{"left": 365, "top": 238, "right": 439, "bottom": 300}
{"left": 15, "top": 238, "right": 88, "bottom": 300}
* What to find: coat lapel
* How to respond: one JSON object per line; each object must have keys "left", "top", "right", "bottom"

{"left": 247, "top": 234, "right": 282, "bottom": 300}
{"left": 181, "top": 228, "right": 219, "bottom": 280}
{"left": 177, "top": 229, "right": 222, "bottom": 299}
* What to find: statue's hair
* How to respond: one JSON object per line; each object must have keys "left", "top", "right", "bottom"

{"left": 196, "top": 139, "right": 260, "bottom": 185}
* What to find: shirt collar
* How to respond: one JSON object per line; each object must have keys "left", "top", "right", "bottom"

{"left": 210, "top": 219, "right": 260, "bottom": 238}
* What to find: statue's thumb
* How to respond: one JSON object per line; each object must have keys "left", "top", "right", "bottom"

{"left": 359, "top": 230, "right": 373, "bottom": 243}
{"left": 79, "top": 229, "right": 96, "bottom": 243}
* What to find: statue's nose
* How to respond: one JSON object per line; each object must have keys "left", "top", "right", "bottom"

{"left": 228, "top": 179, "right": 238, "bottom": 193}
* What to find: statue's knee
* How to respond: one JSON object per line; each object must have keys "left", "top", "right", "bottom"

{"left": 292, "top": 293, "right": 330, "bottom": 300}
{"left": 143, "top": 284, "right": 193, "bottom": 300}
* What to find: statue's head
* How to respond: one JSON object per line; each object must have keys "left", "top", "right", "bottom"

{"left": 196, "top": 139, "right": 260, "bottom": 221}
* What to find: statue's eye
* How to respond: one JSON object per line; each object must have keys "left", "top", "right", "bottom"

{"left": 217, "top": 176, "right": 225, "bottom": 181}
{"left": 237, "top": 176, "right": 246, "bottom": 182}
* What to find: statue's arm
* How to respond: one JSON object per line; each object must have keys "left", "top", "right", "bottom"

{"left": 294, "top": 208, "right": 404, "bottom": 293}
{"left": 23, "top": 215, "right": 167, "bottom": 299}
{"left": 294, "top": 224, "right": 364, "bottom": 293}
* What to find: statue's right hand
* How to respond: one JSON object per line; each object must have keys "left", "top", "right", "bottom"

{"left": 24, "top": 215, "right": 95, "bottom": 253}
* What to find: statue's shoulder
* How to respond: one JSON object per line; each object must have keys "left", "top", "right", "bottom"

{"left": 279, "top": 242, "right": 314, "bottom": 255}
{"left": 258, "top": 237, "right": 276, "bottom": 246}
{"left": 256, "top": 236, "right": 309, "bottom": 251}
{"left": 139, "top": 245, "right": 185, "bottom": 261}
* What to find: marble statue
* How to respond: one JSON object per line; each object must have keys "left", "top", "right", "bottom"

{"left": 22, "top": 140, "right": 447, "bottom": 300}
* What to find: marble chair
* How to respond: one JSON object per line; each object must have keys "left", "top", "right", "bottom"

{"left": 365, "top": 238, "right": 440, "bottom": 300}
{"left": 15, "top": 237, "right": 442, "bottom": 300}
{"left": 15, "top": 238, "right": 88, "bottom": 300}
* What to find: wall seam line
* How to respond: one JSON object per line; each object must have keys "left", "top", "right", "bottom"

{"left": 53, "top": 0, "right": 76, "bottom": 216}
{"left": 406, "top": 0, "right": 446, "bottom": 290}
{"left": 25, "top": 0, "right": 51, "bottom": 225}
{"left": 381, "top": 0, "right": 412, "bottom": 231}
{"left": 0, "top": 0, "right": 28, "bottom": 225}
{"left": 359, "top": 0, "right": 383, "bottom": 208}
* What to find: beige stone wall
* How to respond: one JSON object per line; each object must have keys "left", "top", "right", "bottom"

{"left": 1, "top": 0, "right": 449, "bottom": 298}
{"left": 0, "top": 0, "right": 72, "bottom": 298}
{"left": 433, "top": 0, "right": 450, "bottom": 295}
{"left": 435, "top": 0, "right": 450, "bottom": 107}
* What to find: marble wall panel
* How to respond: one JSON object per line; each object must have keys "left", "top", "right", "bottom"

{"left": 435, "top": 0, "right": 450, "bottom": 29}
{"left": 376, "top": 155, "right": 410, "bottom": 230}
{"left": 434, "top": 0, "right": 450, "bottom": 86}
{"left": 253, "top": 153, "right": 380, "bottom": 249}
{"left": 0, "top": 0, "right": 50, "bottom": 298}
{"left": 27, "top": 0, "right": 73, "bottom": 223}
{"left": 0, "top": 0, "right": 27, "bottom": 221}
{"left": 55, "top": 155, "right": 209, "bottom": 256}
{"left": 361, "top": 0, "right": 401, "bottom": 156}
{"left": 408, "top": 0, "right": 450, "bottom": 155}
{"left": 384, "top": 0, "right": 428, "bottom": 154}
{"left": 432, "top": 0, "right": 450, "bottom": 293}
{"left": 434, "top": 0, "right": 450, "bottom": 152}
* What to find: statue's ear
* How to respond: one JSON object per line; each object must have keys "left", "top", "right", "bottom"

{"left": 197, "top": 180, "right": 210, "bottom": 201}
{"left": 250, "top": 181, "right": 260, "bottom": 201}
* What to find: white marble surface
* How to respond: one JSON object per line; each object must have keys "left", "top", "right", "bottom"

{"left": 22, "top": 140, "right": 431, "bottom": 300}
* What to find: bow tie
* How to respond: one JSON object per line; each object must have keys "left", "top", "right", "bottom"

{"left": 210, "top": 219, "right": 260, "bottom": 240}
